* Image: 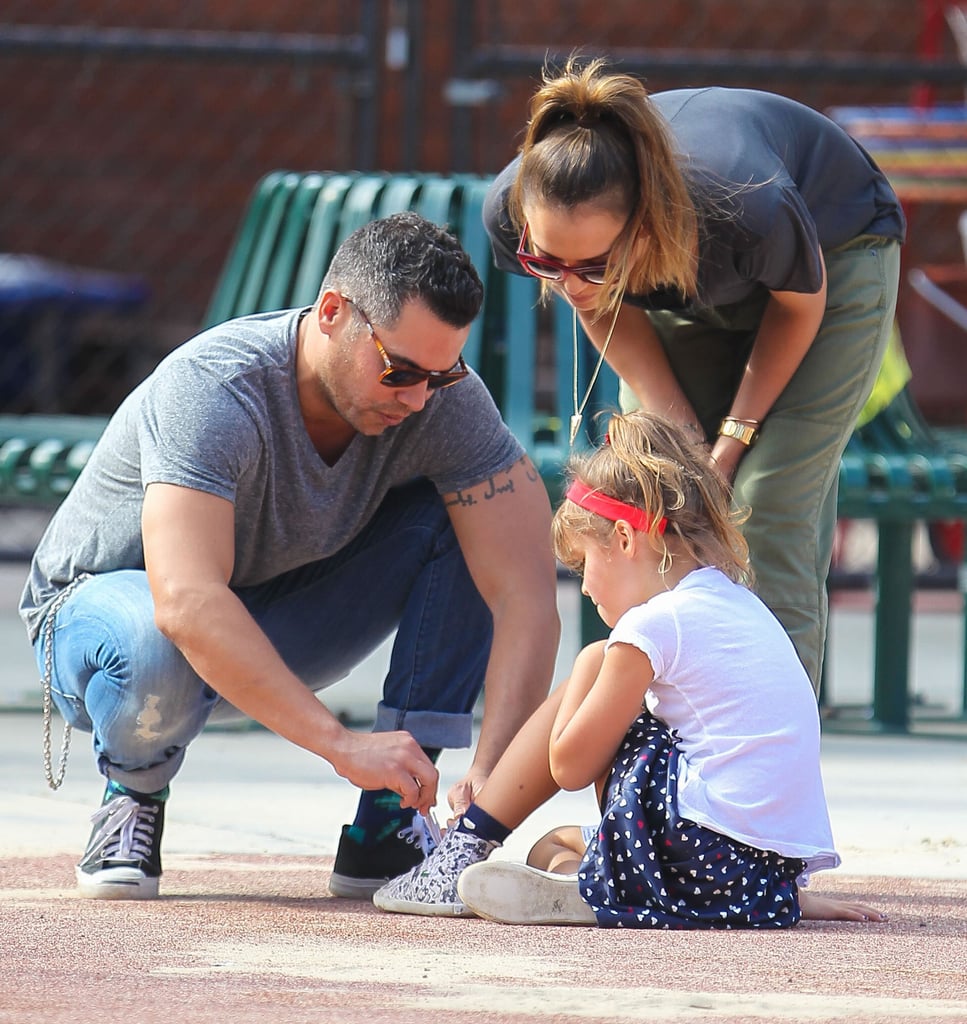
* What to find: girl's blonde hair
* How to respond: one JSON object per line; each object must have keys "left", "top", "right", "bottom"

{"left": 552, "top": 411, "right": 752, "bottom": 585}
{"left": 509, "top": 56, "right": 698, "bottom": 319}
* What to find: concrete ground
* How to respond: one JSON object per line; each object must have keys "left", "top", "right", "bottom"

{"left": 1, "top": 531, "right": 966, "bottom": 1023}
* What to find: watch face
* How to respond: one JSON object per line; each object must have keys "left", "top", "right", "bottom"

{"left": 720, "top": 419, "right": 757, "bottom": 445}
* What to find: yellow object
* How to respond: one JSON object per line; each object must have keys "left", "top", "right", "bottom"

{"left": 855, "top": 322, "right": 912, "bottom": 427}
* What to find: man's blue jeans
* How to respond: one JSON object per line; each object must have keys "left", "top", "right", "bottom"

{"left": 35, "top": 480, "right": 493, "bottom": 794}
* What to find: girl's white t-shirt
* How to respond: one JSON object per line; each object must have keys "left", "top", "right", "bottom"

{"left": 607, "top": 566, "right": 839, "bottom": 877}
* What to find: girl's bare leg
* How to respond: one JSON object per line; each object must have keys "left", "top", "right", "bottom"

{"left": 467, "top": 687, "right": 565, "bottom": 828}
{"left": 799, "top": 891, "right": 888, "bottom": 922}
{"left": 467, "top": 642, "right": 609, "bottom": 829}
{"left": 526, "top": 826, "right": 587, "bottom": 874}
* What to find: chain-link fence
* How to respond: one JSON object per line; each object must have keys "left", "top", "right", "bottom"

{"left": 1, "top": 1, "right": 965, "bottom": 417}
{"left": 0, "top": 2, "right": 383, "bottom": 414}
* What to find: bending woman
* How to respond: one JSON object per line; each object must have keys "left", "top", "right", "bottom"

{"left": 482, "top": 58, "right": 904, "bottom": 688}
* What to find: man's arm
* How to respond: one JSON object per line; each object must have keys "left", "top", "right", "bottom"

{"left": 141, "top": 482, "right": 438, "bottom": 813}
{"left": 442, "top": 454, "right": 560, "bottom": 814}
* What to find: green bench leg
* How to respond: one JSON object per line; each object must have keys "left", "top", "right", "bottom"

{"left": 872, "top": 521, "right": 914, "bottom": 731}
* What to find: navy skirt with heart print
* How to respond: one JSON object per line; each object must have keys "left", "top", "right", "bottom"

{"left": 577, "top": 712, "right": 804, "bottom": 929}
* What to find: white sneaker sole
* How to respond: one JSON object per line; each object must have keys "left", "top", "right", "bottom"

{"left": 457, "top": 862, "right": 596, "bottom": 925}
{"left": 75, "top": 865, "right": 159, "bottom": 900}
{"left": 371, "top": 886, "right": 473, "bottom": 917}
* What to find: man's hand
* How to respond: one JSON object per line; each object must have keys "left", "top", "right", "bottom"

{"left": 330, "top": 729, "right": 440, "bottom": 816}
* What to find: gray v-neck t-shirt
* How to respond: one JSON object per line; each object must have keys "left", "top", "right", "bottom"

{"left": 21, "top": 307, "right": 523, "bottom": 641}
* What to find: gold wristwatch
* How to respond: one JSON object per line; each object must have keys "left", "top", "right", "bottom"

{"left": 717, "top": 417, "right": 759, "bottom": 447}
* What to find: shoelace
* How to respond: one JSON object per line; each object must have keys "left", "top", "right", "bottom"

{"left": 397, "top": 809, "right": 443, "bottom": 858}
{"left": 79, "top": 795, "right": 159, "bottom": 869}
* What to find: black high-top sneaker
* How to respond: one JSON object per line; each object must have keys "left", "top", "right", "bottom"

{"left": 329, "top": 813, "right": 440, "bottom": 899}
{"left": 75, "top": 784, "right": 166, "bottom": 899}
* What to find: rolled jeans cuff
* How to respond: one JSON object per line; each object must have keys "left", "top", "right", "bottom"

{"left": 373, "top": 700, "right": 474, "bottom": 750}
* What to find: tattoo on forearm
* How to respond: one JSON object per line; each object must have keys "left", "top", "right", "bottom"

{"left": 483, "top": 475, "right": 515, "bottom": 500}
{"left": 446, "top": 489, "right": 477, "bottom": 508}
{"left": 444, "top": 456, "right": 537, "bottom": 510}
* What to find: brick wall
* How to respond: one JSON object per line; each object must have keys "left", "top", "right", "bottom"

{"left": 0, "top": 1, "right": 962, "bottom": 410}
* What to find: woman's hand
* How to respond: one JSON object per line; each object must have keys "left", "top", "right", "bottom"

{"left": 709, "top": 436, "right": 746, "bottom": 484}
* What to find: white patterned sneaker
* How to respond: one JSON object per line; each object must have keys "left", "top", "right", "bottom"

{"left": 456, "top": 861, "right": 596, "bottom": 925}
{"left": 372, "top": 826, "right": 500, "bottom": 917}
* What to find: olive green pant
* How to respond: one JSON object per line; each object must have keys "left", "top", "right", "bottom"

{"left": 620, "top": 236, "right": 901, "bottom": 689}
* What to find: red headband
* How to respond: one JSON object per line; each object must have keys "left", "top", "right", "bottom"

{"left": 565, "top": 481, "right": 667, "bottom": 534}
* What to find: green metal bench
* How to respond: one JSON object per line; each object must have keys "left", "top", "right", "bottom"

{"left": 5, "top": 169, "right": 966, "bottom": 733}
{"left": 836, "top": 387, "right": 967, "bottom": 728}
{"left": 0, "top": 414, "right": 108, "bottom": 506}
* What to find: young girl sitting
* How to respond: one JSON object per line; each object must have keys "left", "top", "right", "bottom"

{"left": 374, "top": 412, "right": 884, "bottom": 928}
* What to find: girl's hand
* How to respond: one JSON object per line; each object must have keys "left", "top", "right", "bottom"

{"left": 799, "top": 891, "right": 888, "bottom": 922}
{"left": 446, "top": 768, "right": 490, "bottom": 821}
